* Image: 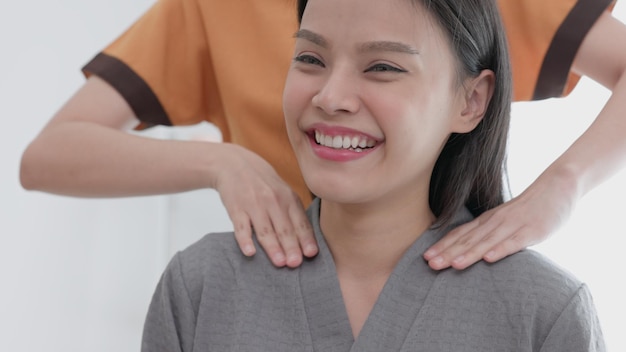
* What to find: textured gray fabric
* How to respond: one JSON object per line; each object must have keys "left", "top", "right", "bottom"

{"left": 141, "top": 199, "right": 605, "bottom": 351}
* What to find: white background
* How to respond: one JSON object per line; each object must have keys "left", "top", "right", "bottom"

{"left": 1, "top": 1, "right": 624, "bottom": 351}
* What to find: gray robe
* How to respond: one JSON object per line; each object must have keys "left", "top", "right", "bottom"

{"left": 142, "top": 199, "right": 605, "bottom": 351}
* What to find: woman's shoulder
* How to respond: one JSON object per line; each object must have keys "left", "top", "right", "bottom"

{"left": 457, "top": 248, "right": 587, "bottom": 312}
{"left": 180, "top": 231, "right": 240, "bottom": 261}
{"left": 491, "top": 249, "right": 582, "bottom": 289}
{"left": 175, "top": 231, "right": 275, "bottom": 277}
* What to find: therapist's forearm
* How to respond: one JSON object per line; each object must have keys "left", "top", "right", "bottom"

{"left": 20, "top": 121, "right": 226, "bottom": 197}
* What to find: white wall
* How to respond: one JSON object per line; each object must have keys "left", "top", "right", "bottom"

{"left": 0, "top": 0, "right": 624, "bottom": 351}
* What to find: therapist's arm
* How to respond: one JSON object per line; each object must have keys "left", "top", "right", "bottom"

{"left": 20, "top": 76, "right": 317, "bottom": 267}
{"left": 424, "top": 11, "right": 626, "bottom": 270}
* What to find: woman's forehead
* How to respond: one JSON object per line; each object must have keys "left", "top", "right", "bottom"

{"left": 299, "top": 0, "right": 448, "bottom": 50}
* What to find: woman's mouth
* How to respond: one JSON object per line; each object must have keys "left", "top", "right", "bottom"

{"left": 314, "top": 130, "right": 377, "bottom": 152}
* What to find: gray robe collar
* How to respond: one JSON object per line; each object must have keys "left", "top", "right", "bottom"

{"left": 299, "top": 198, "right": 473, "bottom": 352}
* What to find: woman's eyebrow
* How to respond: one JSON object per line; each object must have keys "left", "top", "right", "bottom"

{"left": 294, "top": 29, "right": 328, "bottom": 47}
{"left": 357, "top": 41, "right": 419, "bottom": 55}
{"left": 294, "top": 29, "right": 419, "bottom": 55}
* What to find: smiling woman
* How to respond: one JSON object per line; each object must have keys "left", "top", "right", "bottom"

{"left": 284, "top": 0, "right": 506, "bottom": 226}
{"left": 140, "top": 0, "right": 605, "bottom": 350}
{"left": 5, "top": 0, "right": 626, "bottom": 350}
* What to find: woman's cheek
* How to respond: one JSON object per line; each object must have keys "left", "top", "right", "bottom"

{"left": 283, "top": 74, "right": 314, "bottom": 124}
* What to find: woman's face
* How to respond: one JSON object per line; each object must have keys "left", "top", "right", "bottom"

{"left": 284, "top": 0, "right": 470, "bottom": 206}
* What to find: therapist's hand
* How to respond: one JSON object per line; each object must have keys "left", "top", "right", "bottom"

{"left": 214, "top": 144, "right": 318, "bottom": 268}
{"left": 424, "top": 174, "right": 576, "bottom": 270}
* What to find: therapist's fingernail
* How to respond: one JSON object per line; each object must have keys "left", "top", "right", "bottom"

{"left": 287, "top": 254, "right": 301, "bottom": 265}
{"left": 304, "top": 244, "right": 318, "bottom": 256}
{"left": 452, "top": 255, "right": 465, "bottom": 264}
{"left": 242, "top": 245, "right": 254, "bottom": 256}
{"left": 273, "top": 253, "right": 286, "bottom": 265}
{"left": 431, "top": 256, "right": 444, "bottom": 266}
{"left": 484, "top": 251, "right": 496, "bottom": 261}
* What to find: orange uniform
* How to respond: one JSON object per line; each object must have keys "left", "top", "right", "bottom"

{"left": 83, "top": 0, "right": 615, "bottom": 205}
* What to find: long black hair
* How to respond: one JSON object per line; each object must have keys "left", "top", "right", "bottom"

{"left": 296, "top": 0, "right": 512, "bottom": 227}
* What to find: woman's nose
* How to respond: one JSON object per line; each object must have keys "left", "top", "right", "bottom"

{"left": 311, "top": 68, "right": 360, "bottom": 116}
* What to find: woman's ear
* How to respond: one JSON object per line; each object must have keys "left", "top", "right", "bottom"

{"left": 453, "top": 69, "right": 495, "bottom": 133}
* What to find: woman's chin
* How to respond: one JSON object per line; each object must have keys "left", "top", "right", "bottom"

{"left": 302, "top": 168, "right": 379, "bottom": 204}
{"left": 307, "top": 184, "right": 370, "bottom": 205}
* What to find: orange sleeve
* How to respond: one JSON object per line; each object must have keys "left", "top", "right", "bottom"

{"left": 83, "top": 0, "right": 221, "bottom": 130}
{"left": 499, "top": 0, "right": 615, "bottom": 101}
{"left": 82, "top": 0, "right": 311, "bottom": 205}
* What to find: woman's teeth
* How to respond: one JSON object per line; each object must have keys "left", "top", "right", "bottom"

{"left": 314, "top": 130, "right": 376, "bottom": 151}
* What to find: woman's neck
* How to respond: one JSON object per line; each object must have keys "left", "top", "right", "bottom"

{"left": 320, "top": 197, "right": 434, "bottom": 278}
{"left": 319, "top": 196, "right": 435, "bottom": 338}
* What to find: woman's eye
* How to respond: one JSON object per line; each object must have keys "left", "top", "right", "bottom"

{"left": 365, "top": 63, "right": 405, "bottom": 73}
{"left": 294, "top": 55, "right": 325, "bottom": 67}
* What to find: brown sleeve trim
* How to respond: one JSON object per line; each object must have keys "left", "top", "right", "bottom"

{"left": 82, "top": 53, "right": 171, "bottom": 127}
{"left": 532, "top": 0, "right": 614, "bottom": 100}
